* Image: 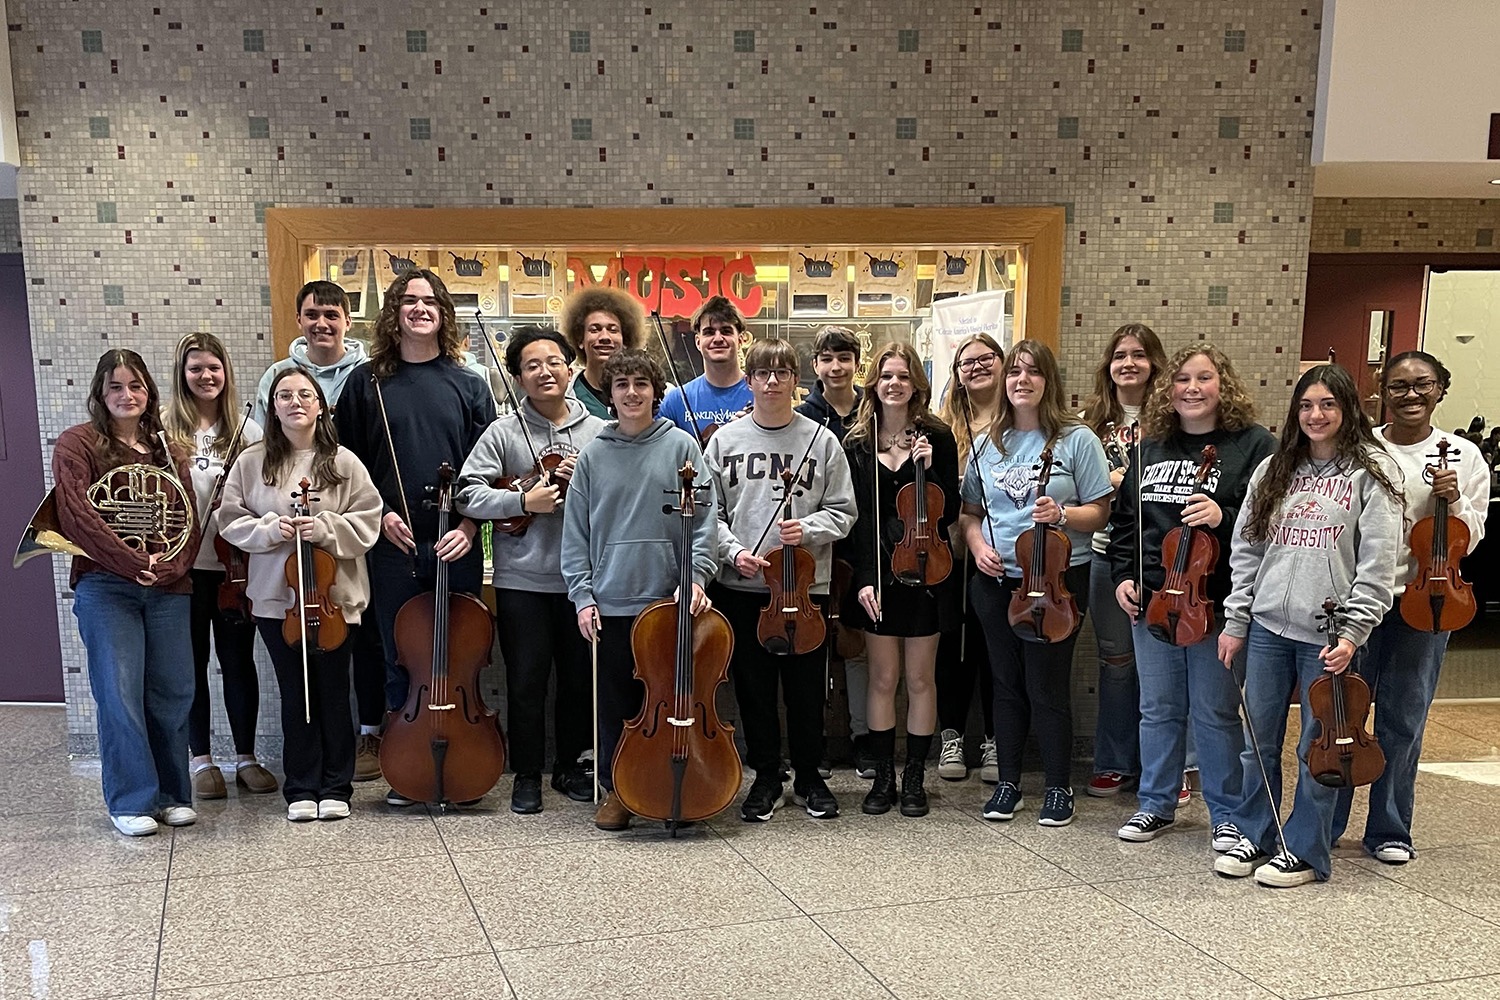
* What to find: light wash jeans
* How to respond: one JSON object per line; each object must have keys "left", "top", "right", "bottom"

{"left": 1089, "top": 555, "right": 1139, "bottom": 775}
{"left": 73, "top": 573, "right": 194, "bottom": 816}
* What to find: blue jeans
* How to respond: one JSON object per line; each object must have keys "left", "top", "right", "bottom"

{"left": 1090, "top": 555, "right": 1139, "bottom": 775}
{"left": 1133, "top": 621, "right": 1245, "bottom": 822}
{"left": 73, "top": 573, "right": 194, "bottom": 816}
{"left": 1332, "top": 606, "right": 1450, "bottom": 856}
{"left": 1230, "top": 620, "right": 1338, "bottom": 880}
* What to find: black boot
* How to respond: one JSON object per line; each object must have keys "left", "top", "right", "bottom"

{"left": 863, "top": 758, "right": 897, "bottom": 814}
{"left": 900, "top": 759, "right": 929, "bottom": 817}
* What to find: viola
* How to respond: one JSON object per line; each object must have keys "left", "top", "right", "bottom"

{"left": 280, "top": 477, "right": 349, "bottom": 654}
{"left": 891, "top": 433, "right": 952, "bottom": 586}
{"left": 1304, "top": 598, "right": 1385, "bottom": 788}
{"left": 614, "top": 462, "right": 741, "bottom": 832}
{"left": 210, "top": 401, "right": 254, "bottom": 623}
{"left": 1145, "top": 445, "right": 1220, "bottom": 647}
{"left": 1008, "top": 448, "right": 1080, "bottom": 644}
{"left": 491, "top": 452, "right": 568, "bottom": 537}
{"left": 1399, "top": 438, "right": 1476, "bottom": 633}
{"left": 380, "top": 464, "right": 506, "bottom": 805}
{"left": 757, "top": 470, "right": 826, "bottom": 656}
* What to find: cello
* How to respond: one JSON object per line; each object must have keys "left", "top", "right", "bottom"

{"left": 757, "top": 469, "right": 826, "bottom": 656}
{"left": 891, "top": 432, "right": 953, "bottom": 586}
{"left": 1304, "top": 598, "right": 1385, "bottom": 788}
{"left": 1399, "top": 438, "right": 1476, "bottom": 633}
{"left": 1145, "top": 445, "right": 1220, "bottom": 646}
{"left": 613, "top": 462, "right": 740, "bottom": 833}
{"left": 380, "top": 463, "right": 506, "bottom": 805}
{"left": 1008, "top": 448, "right": 1081, "bottom": 643}
{"left": 281, "top": 477, "right": 349, "bottom": 723}
{"left": 210, "top": 402, "right": 255, "bottom": 623}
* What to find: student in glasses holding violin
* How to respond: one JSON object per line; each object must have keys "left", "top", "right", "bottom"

{"left": 1330, "top": 352, "right": 1488, "bottom": 866}
{"left": 957, "top": 340, "right": 1113, "bottom": 828}
{"left": 705, "top": 340, "right": 857, "bottom": 822}
{"left": 659, "top": 296, "right": 753, "bottom": 442}
{"left": 1215, "top": 364, "right": 1403, "bottom": 886}
{"left": 1107, "top": 345, "right": 1275, "bottom": 849}
{"left": 842, "top": 342, "right": 960, "bottom": 817}
{"left": 456, "top": 326, "right": 605, "bottom": 814}
{"left": 560, "top": 287, "right": 645, "bottom": 420}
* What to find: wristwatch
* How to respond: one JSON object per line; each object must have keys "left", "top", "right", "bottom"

{"left": 1056, "top": 507, "right": 1069, "bottom": 528}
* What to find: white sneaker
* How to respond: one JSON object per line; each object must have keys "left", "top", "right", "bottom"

{"left": 1375, "top": 843, "right": 1413, "bottom": 865}
{"left": 111, "top": 815, "right": 159, "bottom": 837}
{"left": 979, "top": 736, "right": 999, "bottom": 784}
{"left": 287, "top": 800, "right": 319, "bottom": 822}
{"left": 1214, "top": 837, "right": 1269, "bottom": 878}
{"left": 1211, "top": 822, "right": 1242, "bottom": 853}
{"left": 937, "top": 729, "right": 967, "bottom": 780}
{"left": 317, "top": 799, "right": 350, "bottom": 821}
{"left": 160, "top": 806, "right": 197, "bottom": 827}
{"left": 1254, "top": 851, "right": 1317, "bottom": 887}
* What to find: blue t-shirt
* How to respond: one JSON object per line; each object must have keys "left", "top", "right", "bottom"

{"left": 960, "top": 423, "right": 1112, "bottom": 576}
{"left": 659, "top": 375, "right": 752, "bottom": 439}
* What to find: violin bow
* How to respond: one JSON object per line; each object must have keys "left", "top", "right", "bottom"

{"left": 652, "top": 311, "right": 708, "bottom": 442}
{"left": 291, "top": 479, "right": 317, "bottom": 724}
{"left": 473, "top": 311, "right": 545, "bottom": 478}
{"left": 207, "top": 401, "right": 255, "bottom": 512}
{"left": 590, "top": 613, "right": 601, "bottom": 805}
{"left": 747, "top": 424, "right": 822, "bottom": 557}
{"left": 1132, "top": 420, "right": 1144, "bottom": 611}
{"left": 371, "top": 371, "right": 418, "bottom": 577}
{"left": 960, "top": 390, "right": 1000, "bottom": 565}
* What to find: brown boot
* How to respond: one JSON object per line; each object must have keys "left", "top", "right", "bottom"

{"left": 594, "top": 793, "right": 632, "bottom": 831}
{"left": 234, "top": 760, "right": 279, "bottom": 794}
{"left": 191, "top": 763, "right": 226, "bottom": 800}
{"left": 353, "top": 733, "right": 383, "bottom": 782}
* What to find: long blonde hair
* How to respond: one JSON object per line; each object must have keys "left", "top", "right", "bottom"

{"left": 164, "top": 332, "right": 245, "bottom": 459}
{"left": 937, "top": 332, "right": 1005, "bottom": 466}
{"left": 845, "top": 342, "right": 944, "bottom": 451}
{"left": 992, "top": 339, "right": 1080, "bottom": 456}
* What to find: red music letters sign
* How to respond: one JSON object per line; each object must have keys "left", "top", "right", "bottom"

{"left": 568, "top": 254, "right": 764, "bottom": 319}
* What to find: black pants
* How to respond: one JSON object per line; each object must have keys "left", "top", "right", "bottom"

{"left": 188, "top": 568, "right": 261, "bottom": 757}
{"left": 256, "top": 618, "right": 356, "bottom": 803}
{"left": 351, "top": 622, "right": 386, "bottom": 728}
{"left": 495, "top": 588, "right": 591, "bottom": 777}
{"left": 970, "top": 563, "right": 1091, "bottom": 788}
{"left": 594, "top": 614, "right": 644, "bottom": 792}
{"left": 936, "top": 598, "right": 995, "bottom": 736}
{"left": 712, "top": 584, "right": 827, "bottom": 782}
{"left": 365, "top": 537, "right": 485, "bottom": 711}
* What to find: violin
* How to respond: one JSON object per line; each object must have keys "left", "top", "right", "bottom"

{"left": 1399, "top": 438, "right": 1476, "bottom": 633}
{"left": 380, "top": 464, "right": 506, "bottom": 805}
{"left": 1146, "top": 445, "right": 1220, "bottom": 647}
{"left": 280, "top": 477, "right": 349, "bottom": 655}
{"left": 1008, "top": 448, "right": 1080, "bottom": 644}
{"left": 1304, "top": 598, "right": 1385, "bottom": 788}
{"left": 210, "top": 402, "right": 254, "bottom": 623}
{"left": 891, "top": 432, "right": 952, "bottom": 586}
{"left": 491, "top": 452, "right": 568, "bottom": 537}
{"left": 757, "top": 470, "right": 826, "bottom": 656}
{"left": 613, "top": 462, "right": 740, "bottom": 833}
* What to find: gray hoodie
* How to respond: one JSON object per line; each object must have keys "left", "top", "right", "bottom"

{"left": 251, "top": 336, "right": 370, "bottom": 425}
{"left": 455, "top": 397, "right": 605, "bottom": 594}
{"left": 1223, "top": 448, "right": 1403, "bottom": 649}
{"left": 561, "top": 417, "right": 719, "bottom": 617}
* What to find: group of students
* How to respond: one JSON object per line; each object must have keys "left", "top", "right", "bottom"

{"left": 56, "top": 270, "right": 1487, "bottom": 891}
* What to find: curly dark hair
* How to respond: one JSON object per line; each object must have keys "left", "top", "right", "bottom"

{"left": 503, "top": 325, "right": 575, "bottom": 377}
{"left": 1140, "top": 344, "right": 1259, "bottom": 439}
{"left": 560, "top": 287, "right": 646, "bottom": 357}
{"left": 601, "top": 348, "right": 668, "bottom": 415}
{"left": 369, "top": 269, "right": 465, "bottom": 379}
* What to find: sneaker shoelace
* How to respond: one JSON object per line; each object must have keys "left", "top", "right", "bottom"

{"left": 1227, "top": 838, "right": 1261, "bottom": 862}
{"left": 1127, "top": 811, "right": 1155, "bottom": 828}
{"left": 1269, "top": 850, "right": 1301, "bottom": 871}
{"left": 981, "top": 740, "right": 998, "bottom": 765}
{"left": 1043, "top": 788, "right": 1070, "bottom": 811}
{"left": 1213, "top": 823, "right": 1238, "bottom": 840}
{"left": 939, "top": 737, "right": 963, "bottom": 764}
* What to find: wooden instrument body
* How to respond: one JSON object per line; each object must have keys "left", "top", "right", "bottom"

{"left": 279, "top": 482, "right": 349, "bottom": 652}
{"left": 758, "top": 544, "right": 826, "bottom": 655}
{"left": 1145, "top": 527, "right": 1219, "bottom": 647}
{"left": 829, "top": 557, "right": 865, "bottom": 659}
{"left": 1400, "top": 512, "right": 1475, "bottom": 633}
{"left": 1007, "top": 449, "right": 1080, "bottom": 644}
{"left": 1304, "top": 671, "right": 1385, "bottom": 788}
{"left": 492, "top": 452, "right": 566, "bottom": 537}
{"left": 892, "top": 465, "right": 953, "bottom": 587}
{"left": 214, "top": 534, "right": 253, "bottom": 623}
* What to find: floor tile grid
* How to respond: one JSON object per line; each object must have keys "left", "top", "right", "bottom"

{"left": 422, "top": 820, "right": 520, "bottom": 999}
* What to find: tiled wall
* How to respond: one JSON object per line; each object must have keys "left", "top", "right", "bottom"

{"left": 0, "top": 199, "right": 22, "bottom": 252}
{"left": 1311, "top": 197, "right": 1500, "bottom": 253}
{"left": 7, "top": 2, "right": 1322, "bottom": 751}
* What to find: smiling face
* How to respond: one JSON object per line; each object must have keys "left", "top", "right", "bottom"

{"left": 273, "top": 371, "right": 322, "bottom": 435}
{"left": 814, "top": 348, "right": 858, "bottom": 392}
{"left": 695, "top": 317, "right": 743, "bottom": 366}
{"left": 183, "top": 349, "right": 225, "bottom": 404}
{"left": 1171, "top": 353, "right": 1222, "bottom": 432}
{"left": 397, "top": 277, "right": 441, "bottom": 343}
{"left": 875, "top": 355, "right": 914, "bottom": 411}
{"left": 610, "top": 372, "right": 656, "bottom": 424}
{"left": 517, "top": 338, "right": 571, "bottom": 404}
{"left": 957, "top": 340, "right": 1000, "bottom": 394}
{"left": 582, "top": 310, "right": 623, "bottom": 366}
{"left": 1383, "top": 356, "right": 1443, "bottom": 436}
{"left": 104, "top": 365, "right": 149, "bottom": 423}
{"left": 1298, "top": 381, "right": 1343, "bottom": 454}
{"left": 1004, "top": 351, "right": 1044, "bottom": 412}
{"left": 297, "top": 293, "right": 351, "bottom": 354}
{"left": 1110, "top": 335, "right": 1152, "bottom": 394}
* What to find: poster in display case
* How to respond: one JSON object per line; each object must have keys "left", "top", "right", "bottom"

{"left": 320, "top": 248, "right": 370, "bottom": 316}
{"left": 932, "top": 248, "right": 981, "bottom": 301}
{"left": 853, "top": 247, "right": 917, "bottom": 317}
{"left": 508, "top": 249, "right": 567, "bottom": 316}
{"left": 787, "top": 248, "right": 848, "bottom": 317}
{"left": 436, "top": 247, "right": 502, "bottom": 317}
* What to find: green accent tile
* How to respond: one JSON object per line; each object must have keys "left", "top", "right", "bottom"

{"left": 1208, "top": 285, "right": 1228, "bottom": 305}
{"left": 102, "top": 284, "right": 124, "bottom": 306}
{"left": 409, "top": 117, "right": 431, "bottom": 140}
{"left": 88, "top": 116, "right": 110, "bottom": 139}
{"left": 733, "top": 118, "right": 755, "bottom": 140}
{"left": 96, "top": 202, "right": 117, "bottom": 224}
{"left": 733, "top": 29, "right": 755, "bottom": 53}
{"left": 1477, "top": 229, "right": 1494, "bottom": 247}
{"left": 1219, "top": 116, "right": 1240, "bottom": 139}
{"left": 260, "top": 285, "right": 272, "bottom": 307}
{"left": 248, "top": 116, "right": 270, "bottom": 139}
{"left": 1224, "top": 29, "right": 1246, "bottom": 52}
{"left": 1213, "top": 202, "right": 1234, "bottom": 223}
{"left": 254, "top": 201, "right": 275, "bottom": 224}
{"left": 1061, "top": 29, "right": 1083, "bottom": 52}
{"left": 895, "top": 117, "right": 917, "bottom": 140}
{"left": 569, "top": 30, "right": 590, "bottom": 52}
{"left": 1057, "top": 116, "right": 1079, "bottom": 139}
{"left": 897, "top": 29, "right": 919, "bottom": 52}
{"left": 1061, "top": 201, "right": 1074, "bottom": 224}
{"left": 407, "top": 30, "right": 427, "bottom": 53}
{"left": 571, "top": 117, "right": 592, "bottom": 140}
{"left": 1344, "top": 227, "right": 1362, "bottom": 247}
{"left": 243, "top": 29, "right": 264, "bottom": 52}
{"left": 81, "top": 30, "right": 103, "bottom": 53}
{"left": 1060, "top": 286, "right": 1071, "bottom": 307}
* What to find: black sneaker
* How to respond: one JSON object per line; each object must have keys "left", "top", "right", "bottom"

{"left": 551, "top": 768, "right": 594, "bottom": 803}
{"left": 862, "top": 759, "right": 897, "bottom": 815}
{"left": 385, "top": 788, "right": 417, "bottom": 807}
{"left": 981, "top": 781, "right": 1024, "bottom": 821}
{"left": 1214, "top": 836, "right": 1270, "bottom": 878}
{"left": 899, "top": 760, "right": 929, "bottom": 817}
{"left": 852, "top": 734, "right": 877, "bottom": 780}
{"left": 1037, "top": 786, "right": 1075, "bottom": 827}
{"left": 1254, "top": 851, "right": 1316, "bottom": 887}
{"left": 793, "top": 777, "right": 840, "bottom": 819}
{"left": 510, "top": 773, "right": 543, "bottom": 815}
{"left": 740, "top": 776, "right": 783, "bottom": 822}
{"left": 816, "top": 759, "right": 833, "bottom": 780}
{"left": 1117, "top": 811, "right": 1174, "bottom": 842}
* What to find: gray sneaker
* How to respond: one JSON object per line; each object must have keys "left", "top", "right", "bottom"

{"left": 937, "top": 729, "right": 967, "bottom": 780}
{"left": 979, "top": 736, "right": 999, "bottom": 784}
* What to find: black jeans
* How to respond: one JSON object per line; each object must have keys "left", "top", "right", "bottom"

{"left": 351, "top": 622, "right": 386, "bottom": 729}
{"left": 188, "top": 568, "right": 261, "bottom": 757}
{"left": 593, "top": 614, "right": 644, "bottom": 792}
{"left": 712, "top": 584, "right": 827, "bottom": 783}
{"left": 495, "top": 588, "right": 591, "bottom": 777}
{"left": 970, "top": 563, "right": 1091, "bottom": 788}
{"left": 256, "top": 618, "right": 356, "bottom": 804}
{"left": 936, "top": 598, "right": 995, "bottom": 737}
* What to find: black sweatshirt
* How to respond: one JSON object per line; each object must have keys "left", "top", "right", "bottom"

{"left": 334, "top": 356, "right": 497, "bottom": 544}
{"left": 795, "top": 383, "right": 863, "bottom": 444}
{"left": 1106, "top": 423, "right": 1277, "bottom": 610}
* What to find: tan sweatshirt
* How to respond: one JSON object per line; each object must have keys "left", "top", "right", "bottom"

{"left": 216, "top": 443, "right": 383, "bottom": 623}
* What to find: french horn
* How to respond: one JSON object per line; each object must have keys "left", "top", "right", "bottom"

{"left": 13, "top": 432, "right": 195, "bottom": 569}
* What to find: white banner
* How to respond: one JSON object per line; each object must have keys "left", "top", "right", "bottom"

{"left": 928, "top": 290, "right": 1009, "bottom": 410}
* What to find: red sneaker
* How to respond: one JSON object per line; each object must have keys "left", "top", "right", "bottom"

{"left": 1178, "top": 772, "right": 1193, "bottom": 805}
{"left": 1086, "top": 771, "right": 1133, "bottom": 797}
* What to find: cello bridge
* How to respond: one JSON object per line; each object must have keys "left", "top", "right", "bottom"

{"left": 667, "top": 716, "right": 695, "bottom": 727}
{"left": 1334, "top": 737, "right": 1353, "bottom": 745}
{"left": 427, "top": 703, "right": 455, "bottom": 711}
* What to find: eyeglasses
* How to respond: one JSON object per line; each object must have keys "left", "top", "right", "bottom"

{"left": 699, "top": 324, "right": 741, "bottom": 339}
{"left": 750, "top": 368, "right": 796, "bottom": 384}
{"left": 274, "top": 389, "right": 318, "bottom": 404}
{"left": 1385, "top": 378, "right": 1439, "bottom": 398}
{"left": 957, "top": 352, "right": 999, "bottom": 373}
{"left": 585, "top": 322, "right": 621, "bottom": 335}
{"left": 522, "top": 358, "right": 570, "bottom": 374}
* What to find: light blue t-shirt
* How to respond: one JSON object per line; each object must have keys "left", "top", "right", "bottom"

{"left": 659, "top": 374, "right": 752, "bottom": 439}
{"left": 960, "top": 423, "right": 1112, "bottom": 576}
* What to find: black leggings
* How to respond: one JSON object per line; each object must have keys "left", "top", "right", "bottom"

{"left": 494, "top": 588, "right": 591, "bottom": 777}
{"left": 256, "top": 618, "right": 355, "bottom": 804}
{"left": 188, "top": 568, "right": 260, "bottom": 757}
{"left": 935, "top": 597, "right": 994, "bottom": 736}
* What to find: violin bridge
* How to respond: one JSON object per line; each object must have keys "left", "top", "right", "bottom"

{"left": 667, "top": 716, "right": 695, "bottom": 727}
{"left": 427, "top": 703, "right": 455, "bottom": 711}
{"left": 1335, "top": 737, "right": 1354, "bottom": 745}
{"left": 1025, "top": 590, "right": 1045, "bottom": 599}
{"left": 780, "top": 606, "right": 798, "bottom": 614}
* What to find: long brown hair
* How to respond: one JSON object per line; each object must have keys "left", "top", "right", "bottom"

{"left": 845, "top": 341, "right": 944, "bottom": 451}
{"left": 163, "top": 332, "right": 245, "bottom": 459}
{"left": 936, "top": 332, "right": 1005, "bottom": 466}
{"left": 259, "top": 369, "right": 346, "bottom": 489}
{"left": 1241, "top": 364, "right": 1403, "bottom": 543}
{"left": 1080, "top": 323, "right": 1168, "bottom": 436}
{"left": 369, "top": 268, "right": 465, "bottom": 379}
{"left": 992, "top": 339, "right": 1080, "bottom": 456}
{"left": 1140, "top": 344, "right": 1259, "bottom": 439}
{"left": 87, "top": 349, "right": 171, "bottom": 467}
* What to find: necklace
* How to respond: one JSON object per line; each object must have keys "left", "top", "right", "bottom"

{"left": 879, "top": 425, "right": 913, "bottom": 452}
{"left": 1308, "top": 455, "right": 1343, "bottom": 478}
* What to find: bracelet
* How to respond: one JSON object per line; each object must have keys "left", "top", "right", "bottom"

{"left": 1056, "top": 507, "right": 1069, "bottom": 528}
